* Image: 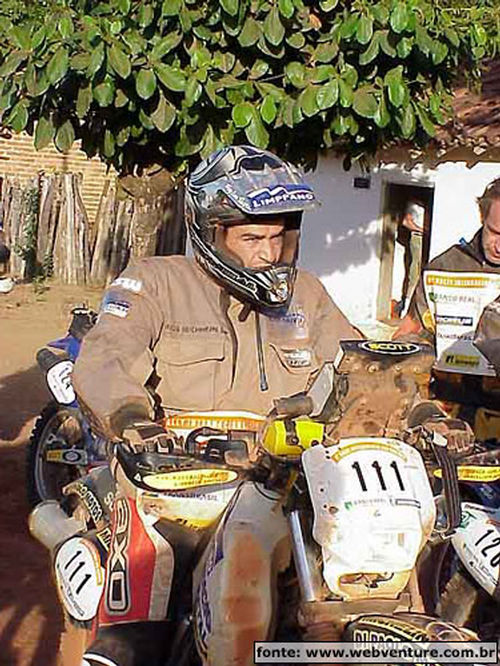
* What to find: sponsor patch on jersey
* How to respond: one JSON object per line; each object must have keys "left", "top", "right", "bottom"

{"left": 101, "top": 291, "right": 131, "bottom": 319}
{"left": 282, "top": 348, "right": 312, "bottom": 368}
{"left": 111, "top": 277, "right": 142, "bottom": 293}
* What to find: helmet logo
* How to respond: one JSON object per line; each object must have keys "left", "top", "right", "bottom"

{"left": 248, "top": 184, "right": 314, "bottom": 210}
{"left": 269, "top": 278, "right": 290, "bottom": 304}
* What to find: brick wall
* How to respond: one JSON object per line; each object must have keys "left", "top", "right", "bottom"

{"left": 0, "top": 131, "right": 114, "bottom": 224}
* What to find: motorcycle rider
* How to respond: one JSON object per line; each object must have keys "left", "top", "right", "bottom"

{"left": 71, "top": 145, "right": 361, "bottom": 666}
{"left": 393, "top": 177, "right": 500, "bottom": 438}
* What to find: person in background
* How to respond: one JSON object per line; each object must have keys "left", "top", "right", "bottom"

{"left": 393, "top": 201, "right": 425, "bottom": 317}
{"left": 393, "top": 177, "right": 500, "bottom": 438}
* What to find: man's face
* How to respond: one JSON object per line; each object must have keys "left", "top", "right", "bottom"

{"left": 223, "top": 219, "right": 285, "bottom": 269}
{"left": 482, "top": 199, "right": 500, "bottom": 265}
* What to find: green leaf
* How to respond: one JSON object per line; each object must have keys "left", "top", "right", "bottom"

{"left": 445, "top": 28, "right": 459, "bottom": 48}
{"left": 93, "top": 79, "right": 115, "bottom": 107}
{"left": 372, "top": 3, "right": 389, "bottom": 25}
{"left": 317, "top": 79, "right": 339, "bottom": 109}
{"left": 390, "top": 3, "right": 408, "bottom": 33}
{"left": 431, "top": 41, "right": 448, "bottom": 65}
{"left": 249, "top": 59, "right": 269, "bottom": 79}
{"left": 213, "top": 52, "right": 236, "bottom": 73}
{"left": 415, "top": 26, "right": 432, "bottom": 55}
{"left": 115, "top": 89, "right": 128, "bottom": 107}
{"left": 151, "top": 93, "right": 176, "bottom": 132}
{"left": 314, "top": 41, "right": 339, "bottom": 63}
{"left": 185, "top": 77, "right": 202, "bottom": 106}
{"left": 339, "top": 79, "right": 353, "bottom": 107}
{"left": 352, "top": 88, "right": 378, "bottom": 118}
{"left": 116, "top": 126, "right": 130, "bottom": 146}
{"left": 138, "top": 4, "right": 154, "bottom": 27}
{"left": 162, "top": 0, "right": 181, "bottom": 16}
{"left": 31, "top": 27, "right": 46, "bottom": 50}
{"left": 299, "top": 85, "right": 318, "bottom": 117}
{"left": 311, "top": 65, "right": 335, "bottom": 83}
{"left": 356, "top": 16, "right": 373, "bottom": 45}
{"left": 398, "top": 104, "right": 416, "bottom": 138}
{"left": 379, "top": 30, "right": 396, "bottom": 57}
{"left": 220, "top": 0, "right": 239, "bottom": 16}
{"left": 11, "top": 26, "right": 31, "bottom": 50}
{"left": 47, "top": 48, "right": 69, "bottom": 85}
{"left": 232, "top": 102, "right": 253, "bottom": 128}
{"left": 260, "top": 95, "right": 277, "bottom": 124}
{"left": 286, "top": 32, "right": 305, "bottom": 49}
{"left": 87, "top": 42, "right": 105, "bottom": 77}
{"left": 397, "top": 36, "right": 413, "bottom": 58}
{"left": 331, "top": 113, "right": 349, "bottom": 135}
{"left": 245, "top": 115, "right": 269, "bottom": 148}
{"left": 320, "top": 0, "right": 338, "bottom": 10}
{"left": 136, "top": 69, "right": 157, "bottom": 99}
{"left": 340, "top": 14, "right": 359, "bottom": 40}
{"left": 151, "top": 32, "right": 182, "bottom": 60}
{"left": 117, "top": 0, "right": 131, "bottom": 13}
{"left": 71, "top": 53, "right": 91, "bottom": 71}
{"left": 388, "top": 79, "right": 405, "bottom": 107}
{"left": 34, "top": 116, "right": 55, "bottom": 150}
{"left": 55, "top": 120, "right": 75, "bottom": 152}
{"left": 103, "top": 129, "right": 115, "bottom": 158}
{"left": 238, "top": 16, "right": 261, "bottom": 46}
{"left": 108, "top": 44, "right": 131, "bottom": 79}
{"left": 7, "top": 100, "right": 28, "bottom": 133}
{"left": 285, "top": 61, "right": 306, "bottom": 88}
{"left": 415, "top": 104, "right": 435, "bottom": 137}
{"left": 155, "top": 64, "right": 186, "bottom": 92}
{"left": 359, "top": 34, "right": 380, "bottom": 65}
{"left": 58, "top": 16, "right": 74, "bottom": 39}
{"left": 0, "top": 52, "right": 26, "bottom": 78}
{"left": 374, "top": 94, "right": 390, "bottom": 128}
{"left": 278, "top": 0, "right": 294, "bottom": 19}
{"left": 264, "top": 7, "right": 285, "bottom": 46}
{"left": 76, "top": 85, "right": 92, "bottom": 117}
{"left": 139, "top": 108, "right": 154, "bottom": 130}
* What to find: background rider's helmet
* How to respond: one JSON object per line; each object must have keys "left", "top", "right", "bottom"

{"left": 185, "top": 145, "right": 317, "bottom": 309}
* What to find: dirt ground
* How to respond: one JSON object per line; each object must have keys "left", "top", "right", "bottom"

{"left": 0, "top": 281, "right": 102, "bottom": 666}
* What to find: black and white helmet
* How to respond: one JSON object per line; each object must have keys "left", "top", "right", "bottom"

{"left": 185, "top": 145, "right": 317, "bottom": 310}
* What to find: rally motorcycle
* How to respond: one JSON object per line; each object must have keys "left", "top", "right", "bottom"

{"left": 26, "top": 305, "right": 104, "bottom": 506}
{"left": 28, "top": 340, "right": 483, "bottom": 665}
{"left": 430, "top": 446, "right": 500, "bottom": 641}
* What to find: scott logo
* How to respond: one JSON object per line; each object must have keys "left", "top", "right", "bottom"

{"left": 360, "top": 341, "right": 420, "bottom": 355}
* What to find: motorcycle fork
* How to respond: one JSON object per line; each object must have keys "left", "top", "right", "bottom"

{"left": 288, "top": 510, "right": 343, "bottom": 641}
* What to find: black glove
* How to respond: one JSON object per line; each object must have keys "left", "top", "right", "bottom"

{"left": 121, "top": 420, "right": 177, "bottom": 453}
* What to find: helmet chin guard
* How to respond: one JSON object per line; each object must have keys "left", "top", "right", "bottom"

{"left": 185, "top": 145, "right": 317, "bottom": 310}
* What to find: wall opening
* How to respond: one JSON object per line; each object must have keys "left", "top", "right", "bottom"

{"left": 376, "top": 182, "right": 435, "bottom": 322}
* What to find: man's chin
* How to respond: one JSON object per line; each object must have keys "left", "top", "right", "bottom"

{"left": 485, "top": 254, "right": 500, "bottom": 266}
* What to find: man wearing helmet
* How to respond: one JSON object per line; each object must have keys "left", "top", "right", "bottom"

{"left": 72, "top": 146, "right": 360, "bottom": 666}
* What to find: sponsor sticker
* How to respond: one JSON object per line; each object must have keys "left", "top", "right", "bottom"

{"left": 283, "top": 348, "right": 312, "bottom": 368}
{"left": 111, "top": 277, "right": 142, "bottom": 293}
{"left": 359, "top": 341, "right": 420, "bottom": 355}
{"left": 443, "top": 353, "right": 480, "bottom": 368}
{"left": 434, "top": 465, "right": 500, "bottom": 483}
{"left": 247, "top": 184, "right": 314, "bottom": 210}
{"left": 143, "top": 469, "right": 238, "bottom": 490}
{"left": 102, "top": 300, "right": 130, "bottom": 318}
{"left": 435, "top": 314, "right": 474, "bottom": 326}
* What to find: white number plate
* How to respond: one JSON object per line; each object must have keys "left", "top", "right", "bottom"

{"left": 302, "top": 438, "right": 435, "bottom": 596}
{"left": 55, "top": 537, "right": 105, "bottom": 621}
{"left": 453, "top": 502, "right": 500, "bottom": 599}
{"left": 47, "top": 360, "right": 76, "bottom": 405}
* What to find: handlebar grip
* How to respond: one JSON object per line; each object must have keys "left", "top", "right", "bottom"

{"left": 36, "top": 348, "right": 65, "bottom": 372}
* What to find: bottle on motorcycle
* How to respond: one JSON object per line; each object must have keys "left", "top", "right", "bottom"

{"left": 473, "top": 295, "right": 500, "bottom": 376}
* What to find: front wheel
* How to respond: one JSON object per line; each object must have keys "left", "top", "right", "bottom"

{"left": 26, "top": 402, "right": 86, "bottom": 507}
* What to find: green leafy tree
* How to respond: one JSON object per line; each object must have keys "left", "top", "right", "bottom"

{"left": 0, "top": 0, "right": 496, "bottom": 176}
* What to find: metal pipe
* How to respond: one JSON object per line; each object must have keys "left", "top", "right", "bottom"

{"left": 29, "top": 500, "right": 86, "bottom": 551}
{"left": 288, "top": 510, "right": 323, "bottom": 602}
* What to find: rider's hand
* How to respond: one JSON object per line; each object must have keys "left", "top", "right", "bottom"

{"left": 122, "top": 420, "right": 177, "bottom": 453}
{"left": 422, "top": 417, "right": 475, "bottom": 456}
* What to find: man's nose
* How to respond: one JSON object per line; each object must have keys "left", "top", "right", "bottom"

{"left": 259, "top": 240, "right": 276, "bottom": 264}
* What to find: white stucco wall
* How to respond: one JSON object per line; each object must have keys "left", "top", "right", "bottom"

{"left": 302, "top": 153, "right": 500, "bottom": 327}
